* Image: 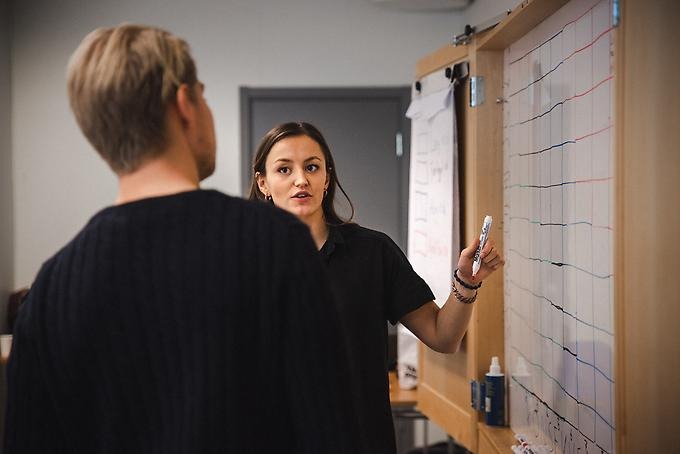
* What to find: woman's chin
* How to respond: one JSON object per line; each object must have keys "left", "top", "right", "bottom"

{"left": 288, "top": 205, "right": 320, "bottom": 221}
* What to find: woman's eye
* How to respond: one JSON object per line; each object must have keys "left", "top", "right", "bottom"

{"left": 277, "top": 167, "right": 290, "bottom": 174}
{"left": 306, "top": 164, "right": 319, "bottom": 172}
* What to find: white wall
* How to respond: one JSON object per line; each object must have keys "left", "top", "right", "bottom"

{"left": 11, "top": 0, "right": 466, "bottom": 287}
{"left": 1, "top": 0, "right": 13, "bottom": 332}
{"left": 9, "top": 0, "right": 523, "bottom": 291}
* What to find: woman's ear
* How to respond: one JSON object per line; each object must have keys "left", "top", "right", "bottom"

{"left": 255, "top": 172, "right": 269, "bottom": 197}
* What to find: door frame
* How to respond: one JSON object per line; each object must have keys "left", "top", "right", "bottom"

{"left": 239, "top": 86, "right": 412, "bottom": 248}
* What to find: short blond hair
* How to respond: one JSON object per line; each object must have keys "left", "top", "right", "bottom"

{"left": 67, "top": 24, "right": 198, "bottom": 173}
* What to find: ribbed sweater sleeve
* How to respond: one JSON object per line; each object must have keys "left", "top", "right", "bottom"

{"left": 4, "top": 262, "right": 69, "bottom": 453}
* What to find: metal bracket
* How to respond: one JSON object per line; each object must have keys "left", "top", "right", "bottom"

{"left": 452, "top": 24, "right": 475, "bottom": 46}
{"left": 470, "top": 76, "right": 485, "bottom": 107}
{"left": 612, "top": 0, "right": 620, "bottom": 27}
{"left": 445, "top": 61, "right": 470, "bottom": 88}
{"left": 470, "top": 379, "right": 486, "bottom": 411}
{"left": 452, "top": 10, "right": 512, "bottom": 46}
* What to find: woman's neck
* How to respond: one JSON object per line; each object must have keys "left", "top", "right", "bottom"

{"left": 302, "top": 214, "right": 329, "bottom": 250}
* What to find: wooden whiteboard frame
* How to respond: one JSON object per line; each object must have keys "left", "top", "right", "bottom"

{"left": 415, "top": 0, "right": 680, "bottom": 452}
{"left": 612, "top": 0, "right": 680, "bottom": 451}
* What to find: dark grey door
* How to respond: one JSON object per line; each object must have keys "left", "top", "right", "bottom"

{"left": 240, "top": 87, "right": 411, "bottom": 250}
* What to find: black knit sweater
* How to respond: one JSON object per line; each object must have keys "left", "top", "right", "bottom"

{"left": 4, "top": 190, "right": 362, "bottom": 453}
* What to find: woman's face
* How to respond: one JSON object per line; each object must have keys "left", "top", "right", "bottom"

{"left": 257, "top": 135, "right": 329, "bottom": 224}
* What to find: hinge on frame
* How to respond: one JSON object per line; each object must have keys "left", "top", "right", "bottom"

{"left": 470, "top": 379, "right": 486, "bottom": 412}
{"left": 612, "top": 0, "right": 620, "bottom": 27}
{"left": 470, "top": 76, "right": 485, "bottom": 107}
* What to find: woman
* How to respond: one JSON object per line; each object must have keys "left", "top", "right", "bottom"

{"left": 249, "top": 122, "right": 504, "bottom": 452}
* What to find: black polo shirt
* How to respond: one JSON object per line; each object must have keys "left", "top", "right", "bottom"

{"left": 320, "top": 223, "right": 435, "bottom": 453}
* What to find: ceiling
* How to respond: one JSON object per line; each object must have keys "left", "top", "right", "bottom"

{"left": 368, "top": 0, "right": 473, "bottom": 12}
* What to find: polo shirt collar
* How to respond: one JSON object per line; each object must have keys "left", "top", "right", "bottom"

{"left": 320, "top": 224, "right": 346, "bottom": 259}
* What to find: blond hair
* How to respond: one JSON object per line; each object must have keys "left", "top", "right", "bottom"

{"left": 67, "top": 24, "right": 198, "bottom": 173}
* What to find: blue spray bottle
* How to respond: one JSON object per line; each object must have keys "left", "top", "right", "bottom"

{"left": 484, "top": 356, "right": 505, "bottom": 426}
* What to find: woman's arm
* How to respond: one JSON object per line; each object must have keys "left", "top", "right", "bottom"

{"left": 400, "top": 237, "right": 504, "bottom": 353}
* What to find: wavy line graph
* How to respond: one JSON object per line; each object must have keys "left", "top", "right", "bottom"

{"left": 509, "top": 0, "right": 603, "bottom": 66}
{"left": 503, "top": 0, "right": 615, "bottom": 452}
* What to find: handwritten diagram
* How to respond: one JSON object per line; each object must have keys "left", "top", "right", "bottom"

{"left": 406, "top": 75, "right": 459, "bottom": 307}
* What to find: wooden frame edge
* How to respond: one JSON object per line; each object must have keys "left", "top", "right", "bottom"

{"left": 476, "top": 0, "right": 570, "bottom": 51}
{"left": 415, "top": 44, "right": 468, "bottom": 81}
{"left": 418, "top": 382, "right": 477, "bottom": 451}
{"left": 613, "top": 1, "right": 626, "bottom": 452}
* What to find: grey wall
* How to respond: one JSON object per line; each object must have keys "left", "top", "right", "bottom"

{"left": 1, "top": 0, "right": 14, "bottom": 333}
{"left": 11, "top": 0, "right": 467, "bottom": 287}
{"left": 9, "top": 0, "right": 522, "bottom": 289}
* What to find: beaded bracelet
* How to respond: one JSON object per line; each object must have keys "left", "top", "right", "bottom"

{"left": 451, "top": 280, "right": 477, "bottom": 304}
{"left": 454, "top": 268, "right": 482, "bottom": 290}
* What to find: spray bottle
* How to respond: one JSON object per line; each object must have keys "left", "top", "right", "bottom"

{"left": 485, "top": 356, "right": 506, "bottom": 426}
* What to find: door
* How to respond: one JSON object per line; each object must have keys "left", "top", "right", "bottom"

{"left": 240, "top": 87, "right": 411, "bottom": 251}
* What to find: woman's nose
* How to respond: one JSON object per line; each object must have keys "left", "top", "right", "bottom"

{"left": 293, "top": 169, "right": 309, "bottom": 187}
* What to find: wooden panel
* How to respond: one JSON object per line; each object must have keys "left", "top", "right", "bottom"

{"left": 415, "top": 44, "right": 468, "bottom": 80}
{"left": 419, "top": 342, "right": 476, "bottom": 449}
{"left": 615, "top": 0, "right": 680, "bottom": 452}
{"left": 421, "top": 348, "right": 471, "bottom": 409}
{"left": 466, "top": 49, "right": 506, "bottom": 384}
{"left": 476, "top": 0, "right": 569, "bottom": 50}
{"left": 477, "top": 430, "right": 496, "bottom": 454}
{"left": 478, "top": 423, "right": 517, "bottom": 454}
{"left": 418, "top": 381, "right": 476, "bottom": 449}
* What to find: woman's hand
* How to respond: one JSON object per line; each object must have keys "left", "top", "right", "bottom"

{"left": 456, "top": 237, "right": 505, "bottom": 284}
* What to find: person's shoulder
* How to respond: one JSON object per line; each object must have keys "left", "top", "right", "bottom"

{"left": 228, "top": 194, "right": 307, "bottom": 232}
{"left": 216, "top": 194, "right": 317, "bottom": 254}
{"left": 15, "top": 251, "right": 60, "bottom": 331}
{"left": 187, "top": 189, "right": 306, "bottom": 230}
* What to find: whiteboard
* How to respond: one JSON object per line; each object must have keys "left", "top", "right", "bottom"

{"left": 406, "top": 70, "right": 460, "bottom": 309}
{"left": 503, "top": 0, "right": 615, "bottom": 452}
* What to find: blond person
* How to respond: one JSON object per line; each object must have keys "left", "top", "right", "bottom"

{"left": 4, "top": 27, "right": 361, "bottom": 454}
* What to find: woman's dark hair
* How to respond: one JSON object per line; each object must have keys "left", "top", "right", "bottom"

{"left": 248, "top": 122, "right": 354, "bottom": 225}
